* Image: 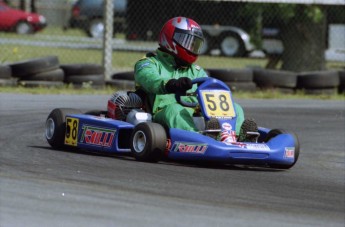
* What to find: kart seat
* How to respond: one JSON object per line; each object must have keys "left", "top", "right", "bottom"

{"left": 135, "top": 88, "right": 154, "bottom": 114}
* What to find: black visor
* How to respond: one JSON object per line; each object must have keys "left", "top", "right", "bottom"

{"left": 173, "top": 28, "right": 204, "bottom": 55}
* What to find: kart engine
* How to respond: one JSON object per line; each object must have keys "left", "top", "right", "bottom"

{"left": 107, "top": 91, "right": 143, "bottom": 120}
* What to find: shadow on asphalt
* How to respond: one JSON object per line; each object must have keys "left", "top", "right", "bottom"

{"left": 30, "top": 145, "right": 282, "bottom": 172}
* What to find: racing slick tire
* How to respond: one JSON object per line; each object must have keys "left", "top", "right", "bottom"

{"left": 264, "top": 129, "right": 300, "bottom": 169}
{"left": 130, "top": 122, "right": 167, "bottom": 163}
{"left": 45, "top": 108, "right": 82, "bottom": 149}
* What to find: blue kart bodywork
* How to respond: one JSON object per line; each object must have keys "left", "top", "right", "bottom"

{"left": 46, "top": 77, "right": 299, "bottom": 169}
{"left": 67, "top": 113, "right": 297, "bottom": 167}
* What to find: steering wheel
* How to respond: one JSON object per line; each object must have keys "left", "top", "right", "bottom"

{"left": 175, "top": 77, "right": 211, "bottom": 108}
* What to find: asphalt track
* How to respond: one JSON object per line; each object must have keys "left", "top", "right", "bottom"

{"left": 0, "top": 94, "right": 344, "bottom": 227}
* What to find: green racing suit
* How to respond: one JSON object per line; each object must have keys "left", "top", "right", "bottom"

{"left": 134, "top": 49, "right": 244, "bottom": 135}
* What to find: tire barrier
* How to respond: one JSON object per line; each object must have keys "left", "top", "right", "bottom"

{"left": 106, "top": 79, "right": 135, "bottom": 90}
{"left": 0, "top": 78, "right": 17, "bottom": 86}
{"left": 207, "top": 68, "right": 255, "bottom": 92}
{"left": 0, "top": 65, "right": 15, "bottom": 86}
{"left": 111, "top": 71, "right": 135, "bottom": 81}
{"left": 60, "top": 64, "right": 104, "bottom": 76}
{"left": 1, "top": 56, "right": 344, "bottom": 94}
{"left": 339, "top": 70, "right": 345, "bottom": 94}
{"left": 0, "top": 64, "right": 12, "bottom": 79}
{"left": 18, "top": 81, "right": 65, "bottom": 88}
{"left": 61, "top": 63, "right": 105, "bottom": 88}
{"left": 253, "top": 68, "right": 297, "bottom": 94}
{"left": 8, "top": 56, "right": 62, "bottom": 87}
{"left": 109, "top": 71, "right": 135, "bottom": 89}
{"left": 253, "top": 69, "right": 297, "bottom": 89}
{"left": 297, "top": 71, "right": 340, "bottom": 95}
{"left": 24, "top": 68, "right": 65, "bottom": 82}
{"left": 64, "top": 74, "right": 105, "bottom": 88}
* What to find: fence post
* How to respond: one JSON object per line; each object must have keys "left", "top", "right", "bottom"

{"left": 102, "top": 0, "right": 114, "bottom": 81}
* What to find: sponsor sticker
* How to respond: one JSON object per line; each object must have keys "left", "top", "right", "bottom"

{"left": 92, "top": 116, "right": 107, "bottom": 120}
{"left": 171, "top": 142, "right": 208, "bottom": 154}
{"left": 220, "top": 130, "right": 237, "bottom": 143}
{"left": 224, "top": 142, "right": 247, "bottom": 148}
{"left": 284, "top": 147, "right": 295, "bottom": 158}
{"left": 80, "top": 124, "right": 116, "bottom": 148}
{"left": 137, "top": 62, "right": 151, "bottom": 71}
{"left": 221, "top": 122, "right": 232, "bottom": 131}
{"left": 246, "top": 144, "right": 270, "bottom": 151}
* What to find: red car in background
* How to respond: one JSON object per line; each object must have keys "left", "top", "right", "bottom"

{"left": 0, "top": 1, "right": 46, "bottom": 34}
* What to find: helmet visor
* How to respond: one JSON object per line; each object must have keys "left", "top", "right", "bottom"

{"left": 173, "top": 31, "right": 204, "bottom": 55}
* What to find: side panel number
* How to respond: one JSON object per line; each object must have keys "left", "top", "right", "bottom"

{"left": 65, "top": 117, "right": 79, "bottom": 146}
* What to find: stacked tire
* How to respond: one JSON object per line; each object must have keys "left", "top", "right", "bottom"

{"left": 108, "top": 71, "right": 135, "bottom": 90}
{"left": 206, "top": 68, "right": 256, "bottom": 92}
{"left": 9, "top": 56, "right": 64, "bottom": 87}
{"left": 0, "top": 64, "right": 17, "bottom": 86}
{"left": 60, "top": 64, "right": 105, "bottom": 88}
{"left": 253, "top": 69, "right": 297, "bottom": 94}
{"left": 297, "top": 71, "right": 340, "bottom": 95}
{"left": 339, "top": 70, "right": 345, "bottom": 94}
{"left": 3, "top": 55, "right": 345, "bottom": 96}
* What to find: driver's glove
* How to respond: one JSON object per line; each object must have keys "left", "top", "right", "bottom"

{"left": 165, "top": 77, "right": 192, "bottom": 93}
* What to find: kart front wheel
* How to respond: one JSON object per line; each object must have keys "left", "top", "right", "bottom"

{"left": 130, "top": 122, "right": 167, "bottom": 162}
{"left": 265, "top": 129, "right": 300, "bottom": 169}
{"left": 45, "top": 108, "right": 82, "bottom": 149}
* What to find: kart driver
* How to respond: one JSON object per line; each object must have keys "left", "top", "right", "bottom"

{"left": 134, "top": 16, "right": 257, "bottom": 142}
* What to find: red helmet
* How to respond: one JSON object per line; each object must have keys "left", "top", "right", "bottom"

{"left": 159, "top": 17, "right": 204, "bottom": 64}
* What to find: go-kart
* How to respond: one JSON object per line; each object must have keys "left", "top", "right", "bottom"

{"left": 45, "top": 77, "right": 300, "bottom": 169}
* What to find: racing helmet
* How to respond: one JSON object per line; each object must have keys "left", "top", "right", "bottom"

{"left": 159, "top": 17, "right": 204, "bottom": 64}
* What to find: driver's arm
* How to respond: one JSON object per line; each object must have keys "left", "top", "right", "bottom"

{"left": 134, "top": 58, "right": 169, "bottom": 94}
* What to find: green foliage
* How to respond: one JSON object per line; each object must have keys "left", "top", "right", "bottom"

{"left": 243, "top": 3, "right": 326, "bottom": 25}
{"left": 239, "top": 3, "right": 326, "bottom": 49}
{"left": 305, "top": 5, "right": 324, "bottom": 23}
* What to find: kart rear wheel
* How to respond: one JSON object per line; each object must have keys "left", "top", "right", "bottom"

{"left": 130, "top": 122, "right": 167, "bottom": 162}
{"left": 265, "top": 129, "right": 300, "bottom": 169}
{"left": 45, "top": 108, "right": 82, "bottom": 149}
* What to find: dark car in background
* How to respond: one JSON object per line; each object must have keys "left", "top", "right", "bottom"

{"left": 0, "top": 1, "right": 46, "bottom": 34}
{"left": 67, "top": 0, "right": 127, "bottom": 38}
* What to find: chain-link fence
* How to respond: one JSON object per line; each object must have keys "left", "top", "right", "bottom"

{"left": 0, "top": 0, "right": 344, "bottom": 92}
